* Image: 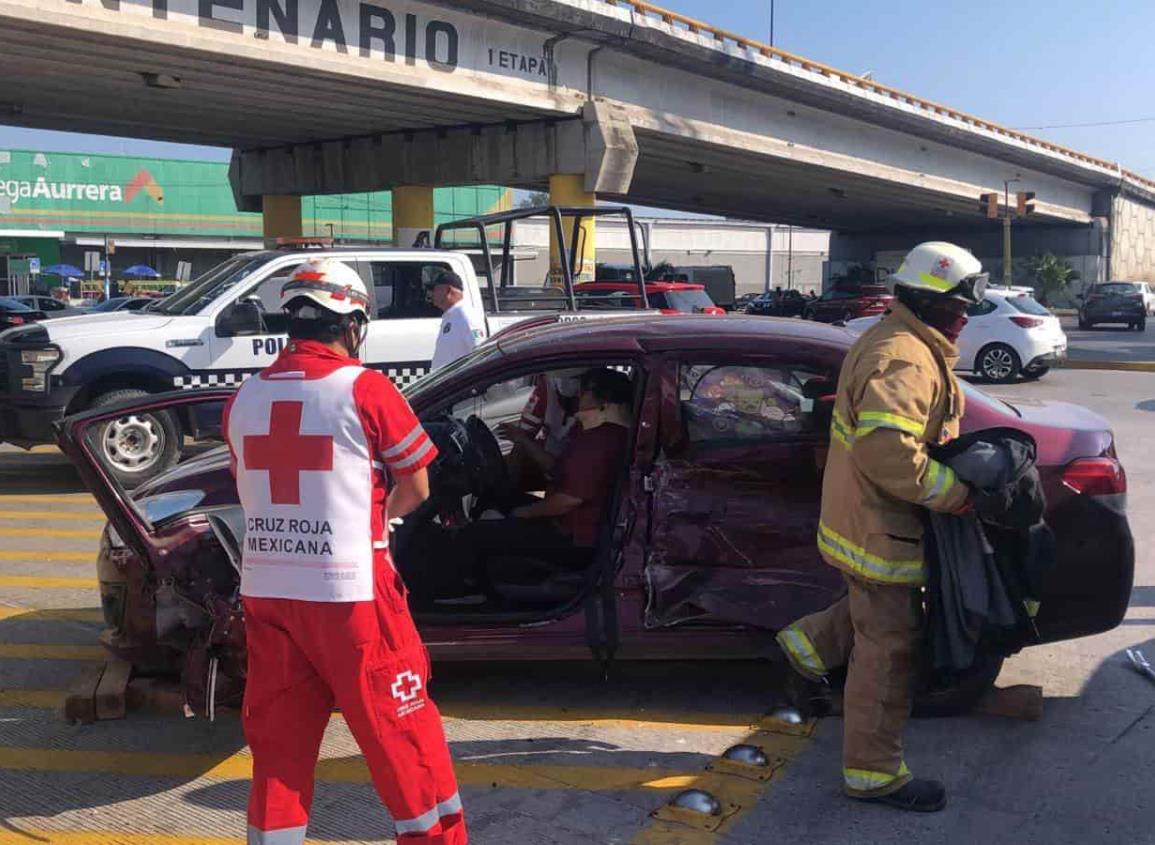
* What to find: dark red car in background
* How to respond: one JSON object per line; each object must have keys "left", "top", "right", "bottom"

{"left": 575, "top": 281, "right": 726, "bottom": 315}
{"left": 58, "top": 316, "right": 1132, "bottom": 717}
{"left": 804, "top": 284, "right": 893, "bottom": 323}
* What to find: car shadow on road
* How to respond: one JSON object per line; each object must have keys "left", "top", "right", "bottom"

{"left": 0, "top": 450, "right": 89, "bottom": 495}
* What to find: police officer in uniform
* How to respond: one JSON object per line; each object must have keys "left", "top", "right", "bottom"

{"left": 430, "top": 270, "right": 485, "bottom": 370}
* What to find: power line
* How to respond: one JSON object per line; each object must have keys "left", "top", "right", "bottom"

{"left": 1015, "top": 116, "right": 1155, "bottom": 130}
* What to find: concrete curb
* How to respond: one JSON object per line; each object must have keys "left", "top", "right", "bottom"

{"left": 1057, "top": 359, "right": 1155, "bottom": 373}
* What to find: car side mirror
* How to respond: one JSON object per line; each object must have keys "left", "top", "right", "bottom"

{"left": 216, "top": 301, "right": 264, "bottom": 337}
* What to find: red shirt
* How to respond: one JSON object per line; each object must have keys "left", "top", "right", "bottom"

{"left": 551, "top": 422, "right": 629, "bottom": 547}
{"left": 222, "top": 340, "right": 437, "bottom": 547}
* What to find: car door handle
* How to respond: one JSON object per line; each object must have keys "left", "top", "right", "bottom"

{"left": 166, "top": 339, "right": 205, "bottom": 348}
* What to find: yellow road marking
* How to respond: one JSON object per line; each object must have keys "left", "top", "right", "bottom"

{"left": 0, "top": 527, "right": 101, "bottom": 539}
{"left": 0, "top": 833, "right": 241, "bottom": 845}
{"left": 0, "top": 607, "right": 104, "bottom": 623}
{"left": 0, "top": 551, "right": 92, "bottom": 561}
{"left": 630, "top": 717, "right": 817, "bottom": 844}
{"left": 0, "top": 689, "right": 64, "bottom": 709}
{"left": 0, "top": 495, "right": 97, "bottom": 505}
{"left": 442, "top": 702, "right": 760, "bottom": 733}
{"left": 0, "top": 745, "right": 695, "bottom": 792}
{"left": 0, "top": 510, "right": 105, "bottom": 522}
{"left": 0, "top": 575, "right": 98, "bottom": 590}
{"left": 0, "top": 644, "right": 104, "bottom": 660}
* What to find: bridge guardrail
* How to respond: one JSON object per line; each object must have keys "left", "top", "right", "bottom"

{"left": 604, "top": 0, "right": 1154, "bottom": 192}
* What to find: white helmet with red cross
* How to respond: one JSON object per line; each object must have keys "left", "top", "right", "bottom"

{"left": 280, "top": 258, "right": 370, "bottom": 318}
{"left": 890, "top": 242, "right": 988, "bottom": 304}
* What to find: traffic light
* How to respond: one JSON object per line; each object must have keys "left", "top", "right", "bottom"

{"left": 1016, "top": 191, "right": 1037, "bottom": 217}
{"left": 107, "top": 240, "right": 117, "bottom": 254}
{"left": 980, "top": 193, "right": 999, "bottom": 219}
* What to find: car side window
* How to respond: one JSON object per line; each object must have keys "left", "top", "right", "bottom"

{"left": 679, "top": 363, "right": 833, "bottom": 444}
{"left": 967, "top": 300, "right": 997, "bottom": 317}
{"left": 362, "top": 260, "right": 447, "bottom": 321}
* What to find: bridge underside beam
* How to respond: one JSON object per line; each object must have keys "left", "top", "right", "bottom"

{"left": 230, "top": 103, "right": 637, "bottom": 212}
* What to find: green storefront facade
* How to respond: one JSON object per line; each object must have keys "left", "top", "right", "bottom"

{"left": 0, "top": 148, "right": 510, "bottom": 294}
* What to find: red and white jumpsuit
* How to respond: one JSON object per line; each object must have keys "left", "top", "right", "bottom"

{"left": 224, "top": 340, "right": 466, "bottom": 845}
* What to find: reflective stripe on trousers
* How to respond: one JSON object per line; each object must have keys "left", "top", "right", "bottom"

{"left": 844, "top": 761, "right": 911, "bottom": 795}
{"left": 395, "top": 792, "right": 464, "bottom": 836}
{"left": 249, "top": 826, "right": 307, "bottom": 845}
{"left": 817, "top": 522, "right": 923, "bottom": 585}
{"left": 776, "top": 625, "right": 828, "bottom": 679}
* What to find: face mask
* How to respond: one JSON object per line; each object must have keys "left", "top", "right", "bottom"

{"left": 920, "top": 299, "right": 970, "bottom": 343}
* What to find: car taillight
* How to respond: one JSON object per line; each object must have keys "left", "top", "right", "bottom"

{"left": 8, "top": 316, "right": 24, "bottom": 325}
{"left": 659, "top": 308, "right": 680, "bottom": 315}
{"left": 1010, "top": 316, "right": 1044, "bottom": 328}
{"left": 1062, "top": 457, "right": 1127, "bottom": 496}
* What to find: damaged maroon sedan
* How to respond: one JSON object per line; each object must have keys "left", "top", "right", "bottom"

{"left": 57, "top": 315, "right": 1134, "bottom": 716}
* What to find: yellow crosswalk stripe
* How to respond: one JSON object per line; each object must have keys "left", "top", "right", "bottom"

{"left": 0, "top": 527, "right": 101, "bottom": 539}
{"left": 0, "top": 644, "right": 104, "bottom": 660}
{"left": 0, "top": 510, "right": 105, "bottom": 522}
{"left": 0, "top": 575, "right": 98, "bottom": 589}
{"left": 0, "top": 689, "right": 64, "bottom": 708}
{"left": 0, "top": 832, "right": 239, "bottom": 844}
{"left": 0, "top": 551, "right": 92, "bottom": 561}
{"left": 0, "top": 607, "right": 104, "bottom": 623}
{"left": 0, "top": 495, "right": 97, "bottom": 505}
{"left": 0, "top": 745, "right": 697, "bottom": 792}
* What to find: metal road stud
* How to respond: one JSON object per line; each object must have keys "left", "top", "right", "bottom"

{"left": 671, "top": 789, "right": 722, "bottom": 816}
{"left": 722, "top": 745, "right": 770, "bottom": 768}
{"left": 651, "top": 788, "right": 738, "bottom": 832}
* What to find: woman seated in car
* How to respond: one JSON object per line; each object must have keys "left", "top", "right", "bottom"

{"left": 459, "top": 367, "right": 633, "bottom": 596}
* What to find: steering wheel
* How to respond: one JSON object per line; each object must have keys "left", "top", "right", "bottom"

{"left": 463, "top": 415, "right": 511, "bottom": 501}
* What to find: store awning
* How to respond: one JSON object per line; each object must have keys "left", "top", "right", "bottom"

{"left": 0, "top": 229, "right": 67, "bottom": 239}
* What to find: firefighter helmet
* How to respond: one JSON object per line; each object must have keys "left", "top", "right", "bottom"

{"left": 889, "top": 242, "right": 988, "bottom": 304}
{"left": 281, "top": 258, "right": 370, "bottom": 318}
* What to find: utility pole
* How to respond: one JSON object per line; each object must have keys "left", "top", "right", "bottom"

{"left": 769, "top": 0, "right": 775, "bottom": 46}
{"left": 980, "top": 182, "right": 1036, "bottom": 288}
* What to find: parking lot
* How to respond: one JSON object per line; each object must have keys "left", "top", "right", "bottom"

{"left": 0, "top": 361, "right": 1152, "bottom": 845}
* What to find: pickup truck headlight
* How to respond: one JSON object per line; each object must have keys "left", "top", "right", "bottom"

{"left": 19, "top": 348, "right": 61, "bottom": 392}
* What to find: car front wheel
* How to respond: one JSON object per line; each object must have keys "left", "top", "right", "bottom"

{"left": 1078, "top": 316, "right": 1092, "bottom": 330}
{"left": 90, "top": 389, "right": 181, "bottom": 489}
{"left": 1137, "top": 317, "right": 1147, "bottom": 332}
{"left": 977, "top": 343, "right": 1022, "bottom": 383}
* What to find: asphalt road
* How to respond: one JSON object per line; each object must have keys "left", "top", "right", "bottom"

{"left": 0, "top": 367, "right": 1150, "bottom": 844}
{"left": 1062, "top": 316, "right": 1155, "bottom": 364}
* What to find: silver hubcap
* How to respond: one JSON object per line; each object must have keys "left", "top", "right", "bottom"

{"left": 983, "top": 348, "right": 1015, "bottom": 380}
{"left": 101, "top": 414, "right": 164, "bottom": 473}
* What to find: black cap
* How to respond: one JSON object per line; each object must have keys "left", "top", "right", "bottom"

{"left": 430, "top": 270, "right": 464, "bottom": 291}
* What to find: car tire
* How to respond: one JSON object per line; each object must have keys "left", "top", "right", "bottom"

{"left": 90, "top": 389, "right": 181, "bottom": 489}
{"left": 1022, "top": 365, "right": 1050, "bottom": 381}
{"left": 1078, "top": 317, "right": 1091, "bottom": 330}
{"left": 913, "top": 655, "right": 1005, "bottom": 718}
{"left": 1138, "top": 317, "right": 1147, "bottom": 332}
{"left": 976, "top": 343, "right": 1022, "bottom": 384}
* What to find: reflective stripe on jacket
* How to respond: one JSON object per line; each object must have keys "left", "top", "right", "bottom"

{"left": 818, "top": 301, "right": 969, "bottom": 585}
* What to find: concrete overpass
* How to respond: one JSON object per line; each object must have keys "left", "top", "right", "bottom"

{"left": 2, "top": 0, "right": 1154, "bottom": 281}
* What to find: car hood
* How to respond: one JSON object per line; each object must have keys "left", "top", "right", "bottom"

{"left": 42, "top": 311, "right": 176, "bottom": 340}
{"left": 1003, "top": 398, "right": 1111, "bottom": 433}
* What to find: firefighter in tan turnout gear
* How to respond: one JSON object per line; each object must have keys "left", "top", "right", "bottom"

{"left": 777, "top": 242, "right": 989, "bottom": 813}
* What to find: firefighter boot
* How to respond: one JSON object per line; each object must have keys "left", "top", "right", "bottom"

{"left": 857, "top": 778, "right": 947, "bottom": 813}
{"left": 783, "top": 664, "right": 832, "bottom": 720}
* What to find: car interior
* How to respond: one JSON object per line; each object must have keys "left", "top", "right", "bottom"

{"left": 392, "top": 362, "right": 641, "bottom": 622}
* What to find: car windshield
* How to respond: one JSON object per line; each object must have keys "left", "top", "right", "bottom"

{"left": 1096, "top": 283, "right": 1141, "bottom": 296}
{"left": 961, "top": 381, "right": 1021, "bottom": 418}
{"left": 656, "top": 289, "right": 716, "bottom": 312}
{"left": 1006, "top": 295, "right": 1051, "bottom": 316}
{"left": 90, "top": 298, "right": 126, "bottom": 312}
{"left": 404, "top": 342, "right": 505, "bottom": 401}
{"left": 149, "top": 254, "right": 277, "bottom": 315}
{"left": 0, "top": 297, "right": 35, "bottom": 312}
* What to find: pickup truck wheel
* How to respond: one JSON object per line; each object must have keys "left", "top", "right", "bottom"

{"left": 90, "top": 389, "right": 180, "bottom": 488}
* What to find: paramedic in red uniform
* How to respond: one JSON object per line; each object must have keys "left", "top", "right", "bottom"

{"left": 223, "top": 258, "right": 467, "bottom": 845}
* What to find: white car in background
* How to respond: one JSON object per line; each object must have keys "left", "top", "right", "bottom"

{"left": 845, "top": 289, "right": 1068, "bottom": 383}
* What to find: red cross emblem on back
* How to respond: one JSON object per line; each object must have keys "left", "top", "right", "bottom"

{"left": 243, "top": 401, "right": 334, "bottom": 505}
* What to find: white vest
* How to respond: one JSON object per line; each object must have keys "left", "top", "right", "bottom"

{"left": 229, "top": 365, "right": 378, "bottom": 602}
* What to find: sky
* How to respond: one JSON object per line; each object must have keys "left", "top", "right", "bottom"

{"left": 1, "top": 0, "right": 1153, "bottom": 175}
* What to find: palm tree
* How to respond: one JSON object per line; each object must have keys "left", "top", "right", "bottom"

{"left": 1025, "top": 253, "right": 1080, "bottom": 305}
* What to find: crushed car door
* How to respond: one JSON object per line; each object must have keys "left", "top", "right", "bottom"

{"left": 644, "top": 355, "right": 845, "bottom": 632}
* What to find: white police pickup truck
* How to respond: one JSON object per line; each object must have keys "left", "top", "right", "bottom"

{"left": 0, "top": 206, "right": 651, "bottom": 485}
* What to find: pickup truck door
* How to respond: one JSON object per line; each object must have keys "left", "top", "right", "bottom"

{"left": 207, "top": 268, "right": 295, "bottom": 380}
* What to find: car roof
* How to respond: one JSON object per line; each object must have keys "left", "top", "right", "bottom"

{"left": 496, "top": 313, "right": 853, "bottom": 358}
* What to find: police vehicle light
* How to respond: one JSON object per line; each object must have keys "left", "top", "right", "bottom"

{"left": 275, "top": 237, "right": 334, "bottom": 249}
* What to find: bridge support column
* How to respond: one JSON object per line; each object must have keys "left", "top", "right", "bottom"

{"left": 549, "top": 174, "right": 597, "bottom": 286}
{"left": 393, "top": 186, "right": 435, "bottom": 248}
{"left": 262, "top": 195, "right": 302, "bottom": 244}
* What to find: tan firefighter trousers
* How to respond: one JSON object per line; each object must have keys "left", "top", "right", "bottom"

{"left": 776, "top": 573, "right": 922, "bottom": 797}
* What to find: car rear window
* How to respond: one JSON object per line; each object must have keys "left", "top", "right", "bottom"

{"left": 659, "top": 290, "right": 716, "bottom": 312}
{"left": 0, "top": 297, "right": 34, "bottom": 312}
{"left": 1006, "top": 296, "right": 1050, "bottom": 316}
{"left": 1096, "top": 283, "right": 1142, "bottom": 296}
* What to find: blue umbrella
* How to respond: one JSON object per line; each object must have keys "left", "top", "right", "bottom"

{"left": 42, "top": 263, "right": 85, "bottom": 278}
{"left": 122, "top": 264, "right": 161, "bottom": 279}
